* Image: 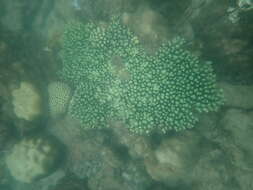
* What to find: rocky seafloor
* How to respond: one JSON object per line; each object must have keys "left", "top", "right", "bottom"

{"left": 0, "top": 0, "right": 253, "bottom": 190}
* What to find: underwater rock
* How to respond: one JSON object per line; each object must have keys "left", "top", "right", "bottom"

{"left": 23, "top": 169, "right": 66, "bottom": 190}
{"left": 49, "top": 173, "right": 88, "bottom": 190}
{"left": 0, "top": 0, "right": 24, "bottom": 32}
{"left": 0, "top": 154, "right": 11, "bottom": 189}
{"left": 195, "top": 108, "right": 253, "bottom": 190}
{"left": 5, "top": 135, "right": 61, "bottom": 183}
{"left": 191, "top": 149, "right": 235, "bottom": 190}
{"left": 88, "top": 172, "right": 125, "bottom": 190}
{"left": 111, "top": 122, "right": 153, "bottom": 159}
{"left": 31, "top": 0, "right": 77, "bottom": 44}
{"left": 222, "top": 109, "right": 253, "bottom": 152}
{"left": 50, "top": 117, "right": 151, "bottom": 190}
{"left": 221, "top": 109, "right": 253, "bottom": 170}
{"left": 122, "top": 5, "right": 171, "bottom": 52}
{"left": 120, "top": 161, "right": 152, "bottom": 190}
{"left": 0, "top": 121, "right": 13, "bottom": 151}
{"left": 0, "top": 41, "right": 8, "bottom": 56}
{"left": 219, "top": 82, "right": 253, "bottom": 109}
{"left": 48, "top": 81, "right": 72, "bottom": 117}
{"left": 0, "top": 77, "right": 16, "bottom": 123}
{"left": 11, "top": 81, "right": 43, "bottom": 121}
{"left": 87, "top": 147, "right": 125, "bottom": 190}
{"left": 144, "top": 131, "right": 200, "bottom": 187}
{"left": 233, "top": 168, "right": 253, "bottom": 190}
{"left": 88, "top": 154, "right": 150, "bottom": 190}
{"left": 49, "top": 116, "right": 105, "bottom": 178}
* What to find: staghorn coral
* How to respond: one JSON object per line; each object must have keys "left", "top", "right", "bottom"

{"left": 58, "top": 17, "right": 224, "bottom": 135}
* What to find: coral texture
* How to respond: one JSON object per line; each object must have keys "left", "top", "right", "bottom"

{"left": 58, "top": 17, "right": 224, "bottom": 134}
{"left": 5, "top": 136, "right": 60, "bottom": 183}
{"left": 48, "top": 81, "right": 72, "bottom": 116}
{"left": 12, "top": 81, "right": 42, "bottom": 121}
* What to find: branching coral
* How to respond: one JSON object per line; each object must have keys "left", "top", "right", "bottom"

{"left": 58, "top": 17, "right": 224, "bottom": 135}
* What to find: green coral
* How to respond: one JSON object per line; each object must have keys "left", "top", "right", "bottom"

{"left": 58, "top": 17, "right": 224, "bottom": 135}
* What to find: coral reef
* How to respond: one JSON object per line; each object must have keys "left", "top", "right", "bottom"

{"left": 5, "top": 136, "right": 61, "bottom": 183}
{"left": 58, "top": 17, "right": 224, "bottom": 135}
{"left": 11, "top": 82, "right": 43, "bottom": 121}
{"left": 48, "top": 81, "right": 72, "bottom": 116}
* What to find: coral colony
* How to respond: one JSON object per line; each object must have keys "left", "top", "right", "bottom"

{"left": 58, "top": 17, "right": 224, "bottom": 135}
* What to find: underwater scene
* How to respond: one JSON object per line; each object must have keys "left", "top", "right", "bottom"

{"left": 0, "top": 0, "right": 253, "bottom": 190}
